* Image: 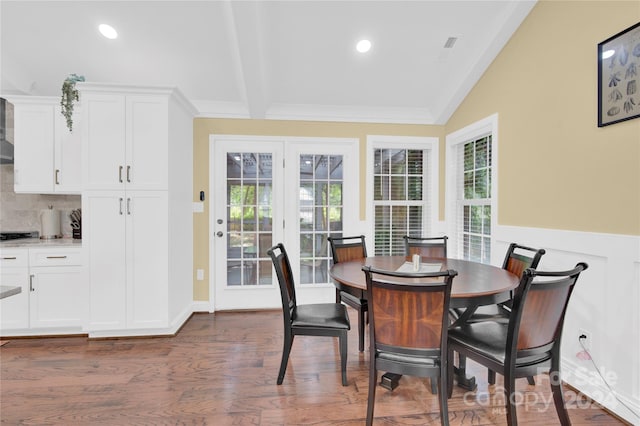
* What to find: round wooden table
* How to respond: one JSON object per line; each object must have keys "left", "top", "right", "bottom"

{"left": 330, "top": 256, "right": 519, "bottom": 309}
{"left": 329, "top": 255, "right": 520, "bottom": 391}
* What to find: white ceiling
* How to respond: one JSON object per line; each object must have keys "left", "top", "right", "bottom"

{"left": 0, "top": 0, "right": 536, "bottom": 125}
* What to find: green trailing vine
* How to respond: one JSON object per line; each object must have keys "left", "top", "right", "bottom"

{"left": 60, "top": 74, "right": 85, "bottom": 132}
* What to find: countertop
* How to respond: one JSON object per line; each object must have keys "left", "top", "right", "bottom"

{"left": 0, "top": 285, "right": 22, "bottom": 299}
{"left": 0, "top": 238, "right": 82, "bottom": 249}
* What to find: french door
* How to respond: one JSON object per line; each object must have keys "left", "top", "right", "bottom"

{"left": 210, "top": 136, "right": 358, "bottom": 310}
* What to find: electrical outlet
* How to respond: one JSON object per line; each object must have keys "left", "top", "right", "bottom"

{"left": 578, "top": 328, "right": 592, "bottom": 351}
{"left": 196, "top": 269, "right": 204, "bottom": 280}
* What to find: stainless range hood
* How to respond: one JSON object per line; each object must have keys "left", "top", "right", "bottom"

{"left": 0, "top": 98, "right": 15, "bottom": 164}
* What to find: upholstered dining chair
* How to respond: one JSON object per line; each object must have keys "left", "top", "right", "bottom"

{"left": 267, "top": 243, "right": 351, "bottom": 386}
{"left": 362, "top": 265, "right": 457, "bottom": 426}
{"left": 327, "top": 235, "right": 368, "bottom": 352}
{"left": 452, "top": 242, "right": 546, "bottom": 385}
{"left": 403, "top": 235, "right": 448, "bottom": 258}
{"left": 448, "top": 263, "right": 588, "bottom": 426}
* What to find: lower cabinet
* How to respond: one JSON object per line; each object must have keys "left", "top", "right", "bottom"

{"left": 0, "top": 247, "right": 84, "bottom": 334}
{"left": 0, "top": 249, "right": 30, "bottom": 331}
{"left": 28, "top": 248, "right": 85, "bottom": 329}
{"left": 84, "top": 191, "right": 169, "bottom": 332}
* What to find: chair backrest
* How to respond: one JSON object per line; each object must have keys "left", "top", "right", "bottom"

{"left": 363, "top": 266, "right": 457, "bottom": 358}
{"left": 507, "top": 263, "right": 588, "bottom": 357}
{"left": 267, "top": 243, "right": 296, "bottom": 323}
{"left": 403, "top": 235, "right": 448, "bottom": 259}
{"left": 502, "top": 243, "right": 546, "bottom": 277}
{"left": 328, "top": 235, "right": 367, "bottom": 264}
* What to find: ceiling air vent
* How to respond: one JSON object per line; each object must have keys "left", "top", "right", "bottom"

{"left": 444, "top": 37, "right": 458, "bottom": 49}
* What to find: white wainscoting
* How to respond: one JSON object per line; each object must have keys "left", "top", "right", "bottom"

{"left": 492, "top": 224, "right": 640, "bottom": 424}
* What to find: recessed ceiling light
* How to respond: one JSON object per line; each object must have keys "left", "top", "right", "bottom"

{"left": 99, "top": 24, "right": 118, "bottom": 40}
{"left": 601, "top": 49, "right": 615, "bottom": 59}
{"left": 356, "top": 39, "right": 372, "bottom": 53}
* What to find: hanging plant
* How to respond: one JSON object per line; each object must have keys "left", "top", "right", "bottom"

{"left": 60, "top": 74, "right": 85, "bottom": 132}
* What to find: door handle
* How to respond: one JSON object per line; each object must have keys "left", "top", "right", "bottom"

{"left": 119, "top": 166, "right": 123, "bottom": 183}
{"left": 55, "top": 169, "right": 60, "bottom": 185}
{"left": 216, "top": 231, "right": 224, "bottom": 237}
{"left": 46, "top": 256, "right": 67, "bottom": 259}
{"left": 127, "top": 166, "right": 131, "bottom": 183}
{"left": 127, "top": 198, "right": 131, "bottom": 215}
{"left": 29, "top": 274, "right": 35, "bottom": 292}
{"left": 119, "top": 198, "right": 124, "bottom": 215}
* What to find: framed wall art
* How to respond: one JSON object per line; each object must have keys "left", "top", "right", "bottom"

{"left": 597, "top": 22, "right": 640, "bottom": 127}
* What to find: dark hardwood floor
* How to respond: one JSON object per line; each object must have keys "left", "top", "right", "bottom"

{"left": 0, "top": 310, "right": 626, "bottom": 425}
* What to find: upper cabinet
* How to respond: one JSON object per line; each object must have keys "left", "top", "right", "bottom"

{"left": 80, "top": 90, "right": 170, "bottom": 191}
{"left": 11, "top": 97, "right": 81, "bottom": 194}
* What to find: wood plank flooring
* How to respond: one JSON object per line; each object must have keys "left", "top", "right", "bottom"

{"left": 0, "top": 310, "right": 627, "bottom": 425}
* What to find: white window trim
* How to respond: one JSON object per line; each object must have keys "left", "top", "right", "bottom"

{"left": 445, "top": 114, "right": 498, "bottom": 262}
{"left": 365, "top": 135, "right": 440, "bottom": 250}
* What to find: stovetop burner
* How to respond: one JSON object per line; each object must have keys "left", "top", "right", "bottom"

{"left": 0, "top": 231, "right": 39, "bottom": 241}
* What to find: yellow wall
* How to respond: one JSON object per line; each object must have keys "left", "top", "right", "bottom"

{"left": 446, "top": 0, "right": 640, "bottom": 235}
{"left": 193, "top": 119, "right": 443, "bottom": 300}
{"left": 193, "top": 1, "right": 640, "bottom": 301}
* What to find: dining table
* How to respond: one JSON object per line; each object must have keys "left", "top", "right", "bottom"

{"left": 329, "top": 255, "right": 519, "bottom": 391}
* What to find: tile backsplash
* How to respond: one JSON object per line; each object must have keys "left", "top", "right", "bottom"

{"left": 0, "top": 164, "right": 81, "bottom": 235}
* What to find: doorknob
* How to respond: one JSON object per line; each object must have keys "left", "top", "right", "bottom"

{"left": 216, "top": 231, "right": 224, "bottom": 237}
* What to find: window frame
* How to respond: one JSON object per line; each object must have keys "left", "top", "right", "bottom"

{"left": 445, "top": 114, "right": 499, "bottom": 263}
{"left": 366, "top": 135, "right": 440, "bottom": 255}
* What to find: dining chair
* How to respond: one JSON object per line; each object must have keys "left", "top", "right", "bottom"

{"left": 403, "top": 235, "right": 448, "bottom": 393}
{"left": 327, "top": 235, "right": 368, "bottom": 352}
{"left": 447, "top": 262, "right": 588, "bottom": 426}
{"left": 267, "top": 243, "right": 351, "bottom": 386}
{"left": 362, "top": 265, "right": 457, "bottom": 426}
{"left": 403, "top": 235, "right": 448, "bottom": 258}
{"left": 452, "top": 243, "right": 546, "bottom": 386}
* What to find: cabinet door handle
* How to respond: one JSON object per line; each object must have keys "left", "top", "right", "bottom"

{"left": 119, "top": 166, "right": 123, "bottom": 183}
{"left": 2, "top": 256, "right": 17, "bottom": 260}
{"left": 119, "top": 197, "right": 124, "bottom": 215}
{"left": 127, "top": 198, "right": 131, "bottom": 215}
{"left": 55, "top": 169, "right": 60, "bottom": 185}
{"left": 29, "top": 274, "right": 35, "bottom": 292}
{"left": 127, "top": 165, "right": 131, "bottom": 183}
{"left": 46, "top": 255, "right": 67, "bottom": 259}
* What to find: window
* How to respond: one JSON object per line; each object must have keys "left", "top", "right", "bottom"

{"left": 459, "top": 136, "right": 492, "bottom": 263}
{"left": 367, "top": 136, "right": 439, "bottom": 256}
{"left": 445, "top": 114, "right": 497, "bottom": 264}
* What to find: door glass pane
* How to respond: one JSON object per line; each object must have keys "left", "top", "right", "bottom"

{"left": 226, "top": 152, "right": 272, "bottom": 287}
{"left": 300, "top": 154, "right": 343, "bottom": 284}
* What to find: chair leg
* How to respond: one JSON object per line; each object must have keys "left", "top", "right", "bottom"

{"left": 339, "top": 331, "right": 348, "bottom": 386}
{"left": 447, "top": 347, "right": 454, "bottom": 399}
{"left": 358, "top": 307, "right": 365, "bottom": 352}
{"left": 526, "top": 376, "right": 535, "bottom": 386}
{"left": 439, "top": 358, "right": 450, "bottom": 426}
{"left": 366, "top": 365, "right": 377, "bottom": 425}
{"left": 277, "top": 333, "right": 294, "bottom": 385}
{"left": 430, "top": 378, "right": 438, "bottom": 394}
{"left": 550, "top": 356, "right": 571, "bottom": 425}
{"left": 488, "top": 369, "right": 496, "bottom": 385}
{"left": 336, "top": 288, "right": 341, "bottom": 304}
{"left": 504, "top": 370, "right": 518, "bottom": 426}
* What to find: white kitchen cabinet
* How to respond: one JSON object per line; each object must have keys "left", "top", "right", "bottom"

{"left": 84, "top": 191, "right": 168, "bottom": 331}
{"left": 0, "top": 249, "right": 30, "bottom": 331}
{"left": 81, "top": 91, "right": 168, "bottom": 191}
{"left": 11, "top": 97, "right": 81, "bottom": 194}
{"left": 28, "top": 248, "right": 85, "bottom": 329}
{"left": 79, "top": 83, "right": 195, "bottom": 337}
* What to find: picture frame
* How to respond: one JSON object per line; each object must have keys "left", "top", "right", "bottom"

{"left": 597, "top": 22, "right": 640, "bottom": 127}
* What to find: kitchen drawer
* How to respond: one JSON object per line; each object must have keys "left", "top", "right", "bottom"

{"left": 0, "top": 249, "right": 29, "bottom": 268}
{"left": 29, "top": 248, "right": 82, "bottom": 267}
